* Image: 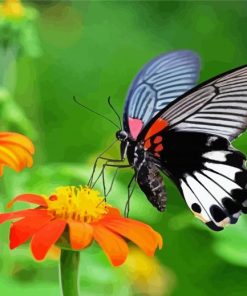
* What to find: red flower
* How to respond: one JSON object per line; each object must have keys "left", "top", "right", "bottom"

{"left": 0, "top": 186, "right": 163, "bottom": 266}
{"left": 0, "top": 132, "right": 34, "bottom": 176}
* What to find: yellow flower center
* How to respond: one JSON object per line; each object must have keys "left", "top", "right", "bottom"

{"left": 46, "top": 186, "right": 110, "bottom": 223}
{"left": 0, "top": 0, "right": 25, "bottom": 18}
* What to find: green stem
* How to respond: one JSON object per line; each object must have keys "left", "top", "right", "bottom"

{"left": 59, "top": 250, "right": 80, "bottom": 296}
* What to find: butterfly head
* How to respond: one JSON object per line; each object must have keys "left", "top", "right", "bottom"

{"left": 116, "top": 130, "right": 132, "bottom": 160}
{"left": 116, "top": 130, "right": 128, "bottom": 142}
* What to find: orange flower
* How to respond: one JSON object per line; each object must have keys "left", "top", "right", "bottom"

{"left": 0, "top": 186, "right": 162, "bottom": 266}
{"left": 0, "top": 0, "right": 25, "bottom": 19}
{"left": 0, "top": 132, "right": 34, "bottom": 176}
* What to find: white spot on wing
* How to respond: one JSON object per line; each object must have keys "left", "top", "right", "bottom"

{"left": 242, "top": 200, "right": 247, "bottom": 207}
{"left": 202, "top": 169, "right": 241, "bottom": 192}
{"left": 186, "top": 175, "right": 217, "bottom": 210}
{"left": 218, "top": 217, "right": 230, "bottom": 228}
{"left": 202, "top": 151, "right": 230, "bottom": 162}
{"left": 186, "top": 174, "right": 229, "bottom": 226}
{"left": 204, "top": 162, "right": 241, "bottom": 180}
{"left": 233, "top": 212, "right": 241, "bottom": 219}
{"left": 194, "top": 171, "right": 231, "bottom": 202}
{"left": 180, "top": 179, "right": 210, "bottom": 223}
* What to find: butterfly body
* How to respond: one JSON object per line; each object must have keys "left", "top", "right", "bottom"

{"left": 116, "top": 50, "right": 247, "bottom": 231}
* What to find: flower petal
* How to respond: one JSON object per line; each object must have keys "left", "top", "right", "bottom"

{"left": 7, "top": 194, "right": 48, "bottom": 208}
{"left": 2, "top": 143, "right": 33, "bottom": 169}
{"left": 105, "top": 207, "right": 121, "bottom": 218}
{"left": 68, "top": 220, "right": 93, "bottom": 250}
{"left": 102, "top": 218, "right": 163, "bottom": 256}
{"left": 31, "top": 219, "right": 66, "bottom": 260}
{"left": 0, "top": 145, "right": 20, "bottom": 171}
{"left": 0, "top": 132, "right": 34, "bottom": 175}
{"left": 0, "top": 132, "right": 35, "bottom": 154}
{"left": 10, "top": 211, "right": 52, "bottom": 249}
{"left": 0, "top": 209, "right": 41, "bottom": 224}
{"left": 93, "top": 224, "right": 129, "bottom": 266}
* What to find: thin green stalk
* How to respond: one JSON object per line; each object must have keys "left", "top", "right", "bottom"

{"left": 59, "top": 250, "right": 80, "bottom": 296}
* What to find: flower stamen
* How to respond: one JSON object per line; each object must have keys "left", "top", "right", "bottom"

{"left": 46, "top": 186, "right": 109, "bottom": 223}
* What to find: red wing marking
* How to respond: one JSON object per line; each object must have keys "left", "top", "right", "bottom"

{"left": 128, "top": 117, "right": 144, "bottom": 140}
{"left": 154, "top": 144, "right": 164, "bottom": 152}
{"left": 153, "top": 136, "right": 163, "bottom": 144}
{"left": 144, "top": 118, "right": 168, "bottom": 140}
{"left": 154, "top": 153, "right": 160, "bottom": 158}
{"left": 144, "top": 139, "right": 151, "bottom": 150}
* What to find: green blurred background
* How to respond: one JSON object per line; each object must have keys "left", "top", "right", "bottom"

{"left": 1, "top": 0, "right": 247, "bottom": 295}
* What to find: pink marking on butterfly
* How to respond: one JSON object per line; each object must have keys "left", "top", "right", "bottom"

{"left": 128, "top": 117, "right": 144, "bottom": 140}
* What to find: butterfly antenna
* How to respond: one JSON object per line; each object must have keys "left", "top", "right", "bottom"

{"left": 107, "top": 96, "right": 122, "bottom": 130}
{"left": 73, "top": 96, "right": 120, "bottom": 129}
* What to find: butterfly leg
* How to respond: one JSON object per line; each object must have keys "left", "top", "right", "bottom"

{"left": 100, "top": 162, "right": 130, "bottom": 198}
{"left": 88, "top": 140, "right": 124, "bottom": 187}
{"left": 103, "top": 166, "right": 119, "bottom": 197}
{"left": 92, "top": 160, "right": 129, "bottom": 187}
{"left": 124, "top": 174, "right": 136, "bottom": 217}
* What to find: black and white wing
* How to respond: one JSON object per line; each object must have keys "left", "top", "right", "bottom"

{"left": 160, "top": 132, "right": 247, "bottom": 231}
{"left": 123, "top": 50, "right": 200, "bottom": 139}
{"left": 142, "top": 65, "right": 247, "bottom": 231}
{"left": 161, "top": 65, "right": 247, "bottom": 141}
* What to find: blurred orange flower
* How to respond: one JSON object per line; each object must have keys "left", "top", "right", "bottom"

{"left": 0, "top": 186, "right": 162, "bottom": 266}
{"left": 123, "top": 247, "right": 176, "bottom": 296}
{"left": 0, "top": 0, "right": 24, "bottom": 19}
{"left": 0, "top": 132, "right": 34, "bottom": 176}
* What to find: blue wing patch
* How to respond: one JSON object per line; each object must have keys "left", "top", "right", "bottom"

{"left": 123, "top": 50, "right": 200, "bottom": 138}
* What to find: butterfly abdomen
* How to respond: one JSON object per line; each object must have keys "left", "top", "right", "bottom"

{"left": 136, "top": 161, "right": 166, "bottom": 211}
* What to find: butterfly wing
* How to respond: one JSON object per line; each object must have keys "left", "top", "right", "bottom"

{"left": 123, "top": 50, "right": 200, "bottom": 140}
{"left": 160, "top": 65, "right": 247, "bottom": 141}
{"left": 139, "top": 65, "right": 247, "bottom": 230}
{"left": 162, "top": 131, "right": 247, "bottom": 231}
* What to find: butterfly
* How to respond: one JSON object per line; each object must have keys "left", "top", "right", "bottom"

{"left": 114, "top": 50, "right": 247, "bottom": 231}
